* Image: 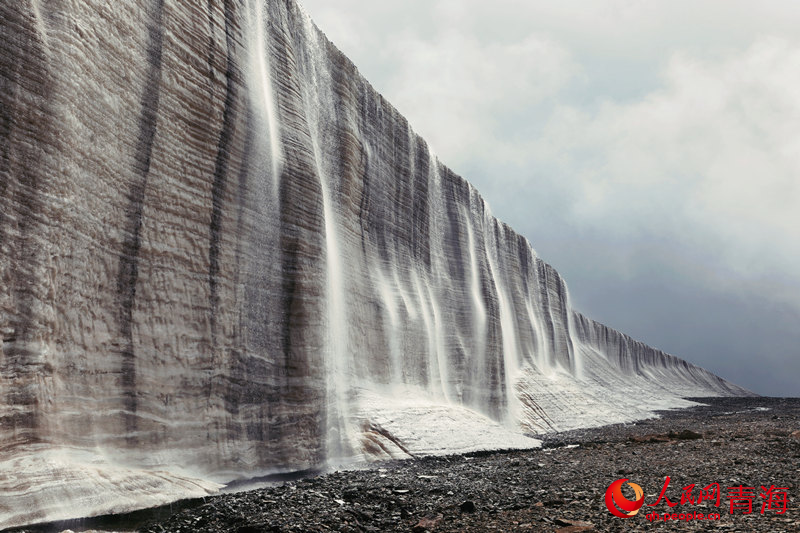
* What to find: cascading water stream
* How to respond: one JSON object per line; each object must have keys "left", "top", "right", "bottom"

{"left": 250, "top": 0, "right": 282, "bottom": 189}
{"left": 319, "top": 166, "right": 353, "bottom": 462}
{"left": 426, "top": 160, "right": 452, "bottom": 403}
{"left": 483, "top": 212, "right": 521, "bottom": 425}
{"left": 563, "top": 285, "right": 584, "bottom": 378}
{"left": 426, "top": 283, "right": 450, "bottom": 402}
{"left": 412, "top": 271, "right": 436, "bottom": 389}
{"left": 464, "top": 206, "right": 487, "bottom": 405}
{"left": 524, "top": 297, "right": 549, "bottom": 372}
{"left": 296, "top": 10, "right": 354, "bottom": 464}
{"left": 375, "top": 265, "right": 403, "bottom": 384}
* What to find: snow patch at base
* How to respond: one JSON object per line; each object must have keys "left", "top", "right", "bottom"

{"left": 353, "top": 389, "right": 541, "bottom": 461}
{"left": 0, "top": 448, "right": 221, "bottom": 529}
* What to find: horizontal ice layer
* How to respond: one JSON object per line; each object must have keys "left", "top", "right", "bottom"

{"left": 0, "top": 0, "right": 752, "bottom": 528}
{"left": 0, "top": 449, "right": 221, "bottom": 527}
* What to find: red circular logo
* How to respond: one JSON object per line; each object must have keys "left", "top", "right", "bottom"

{"left": 605, "top": 478, "right": 644, "bottom": 518}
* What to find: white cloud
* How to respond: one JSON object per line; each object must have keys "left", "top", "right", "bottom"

{"left": 536, "top": 37, "right": 800, "bottom": 306}
{"left": 384, "top": 32, "right": 575, "bottom": 166}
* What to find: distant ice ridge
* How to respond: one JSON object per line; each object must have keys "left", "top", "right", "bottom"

{"left": 0, "top": 0, "right": 753, "bottom": 528}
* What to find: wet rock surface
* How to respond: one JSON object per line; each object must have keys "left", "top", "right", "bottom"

{"left": 120, "top": 397, "right": 798, "bottom": 532}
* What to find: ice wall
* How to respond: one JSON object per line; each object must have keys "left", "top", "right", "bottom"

{"left": 0, "top": 0, "right": 752, "bottom": 527}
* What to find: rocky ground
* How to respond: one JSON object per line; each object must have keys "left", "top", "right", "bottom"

{"left": 13, "top": 397, "right": 800, "bottom": 533}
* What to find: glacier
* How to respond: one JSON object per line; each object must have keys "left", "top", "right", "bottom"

{"left": 0, "top": 0, "right": 752, "bottom": 528}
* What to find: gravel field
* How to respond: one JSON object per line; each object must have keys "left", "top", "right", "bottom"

{"left": 11, "top": 397, "right": 800, "bottom": 533}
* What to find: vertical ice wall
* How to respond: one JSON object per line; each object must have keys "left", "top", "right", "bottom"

{"left": 0, "top": 0, "right": 753, "bottom": 528}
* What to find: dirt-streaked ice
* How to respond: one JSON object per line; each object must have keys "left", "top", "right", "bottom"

{"left": 0, "top": 0, "right": 753, "bottom": 528}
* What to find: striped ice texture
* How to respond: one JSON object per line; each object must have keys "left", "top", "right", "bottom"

{"left": 0, "top": 0, "right": 753, "bottom": 528}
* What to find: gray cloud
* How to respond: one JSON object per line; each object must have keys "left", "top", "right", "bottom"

{"left": 299, "top": 0, "right": 800, "bottom": 396}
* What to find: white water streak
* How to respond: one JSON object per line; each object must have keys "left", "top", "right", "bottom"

{"left": 464, "top": 210, "right": 487, "bottom": 375}
{"left": 299, "top": 13, "right": 353, "bottom": 462}
{"left": 484, "top": 218, "right": 521, "bottom": 425}
{"left": 375, "top": 265, "right": 403, "bottom": 383}
{"left": 320, "top": 169, "right": 352, "bottom": 460}
{"left": 251, "top": 1, "right": 282, "bottom": 189}
{"left": 563, "top": 286, "right": 584, "bottom": 378}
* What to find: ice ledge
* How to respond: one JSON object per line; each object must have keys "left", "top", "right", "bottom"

{"left": 0, "top": 448, "right": 221, "bottom": 530}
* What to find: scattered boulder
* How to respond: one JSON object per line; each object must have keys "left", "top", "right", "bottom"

{"left": 629, "top": 434, "right": 670, "bottom": 443}
{"left": 669, "top": 429, "right": 703, "bottom": 440}
{"left": 554, "top": 518, "right": 594, "bottom": 527}
{"left": 412, "top": 513, "right": 443, "bottom": 532}
{"left": 459, "top": 500, "right": 476, "bottom": 513}
{"left": 630, "top": 430, "right": 703, "bottom": 442}
{"left": 555, "top": 526, "right": 594, "bottom": 533}
{"left": 237, "top": 524, "right": 276, "bottom": 533}
{"left": 342, "top": 487, "right": 360, "bottom": 501}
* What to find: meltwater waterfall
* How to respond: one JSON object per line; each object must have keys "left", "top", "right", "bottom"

{"left": 0, "top": 0, "right": 753, "bottom": 527}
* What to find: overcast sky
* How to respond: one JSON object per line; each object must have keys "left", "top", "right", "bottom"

{"left": 299, "top": 0, "right": 800, "bottom": 397}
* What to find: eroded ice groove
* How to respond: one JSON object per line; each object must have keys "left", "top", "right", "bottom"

{"left": 0, "top": 0, "right": 754, "bottom": 528}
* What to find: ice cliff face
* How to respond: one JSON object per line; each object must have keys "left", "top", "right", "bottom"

{"left": 0, "top": 0, "right": 752, "bottom": 528}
